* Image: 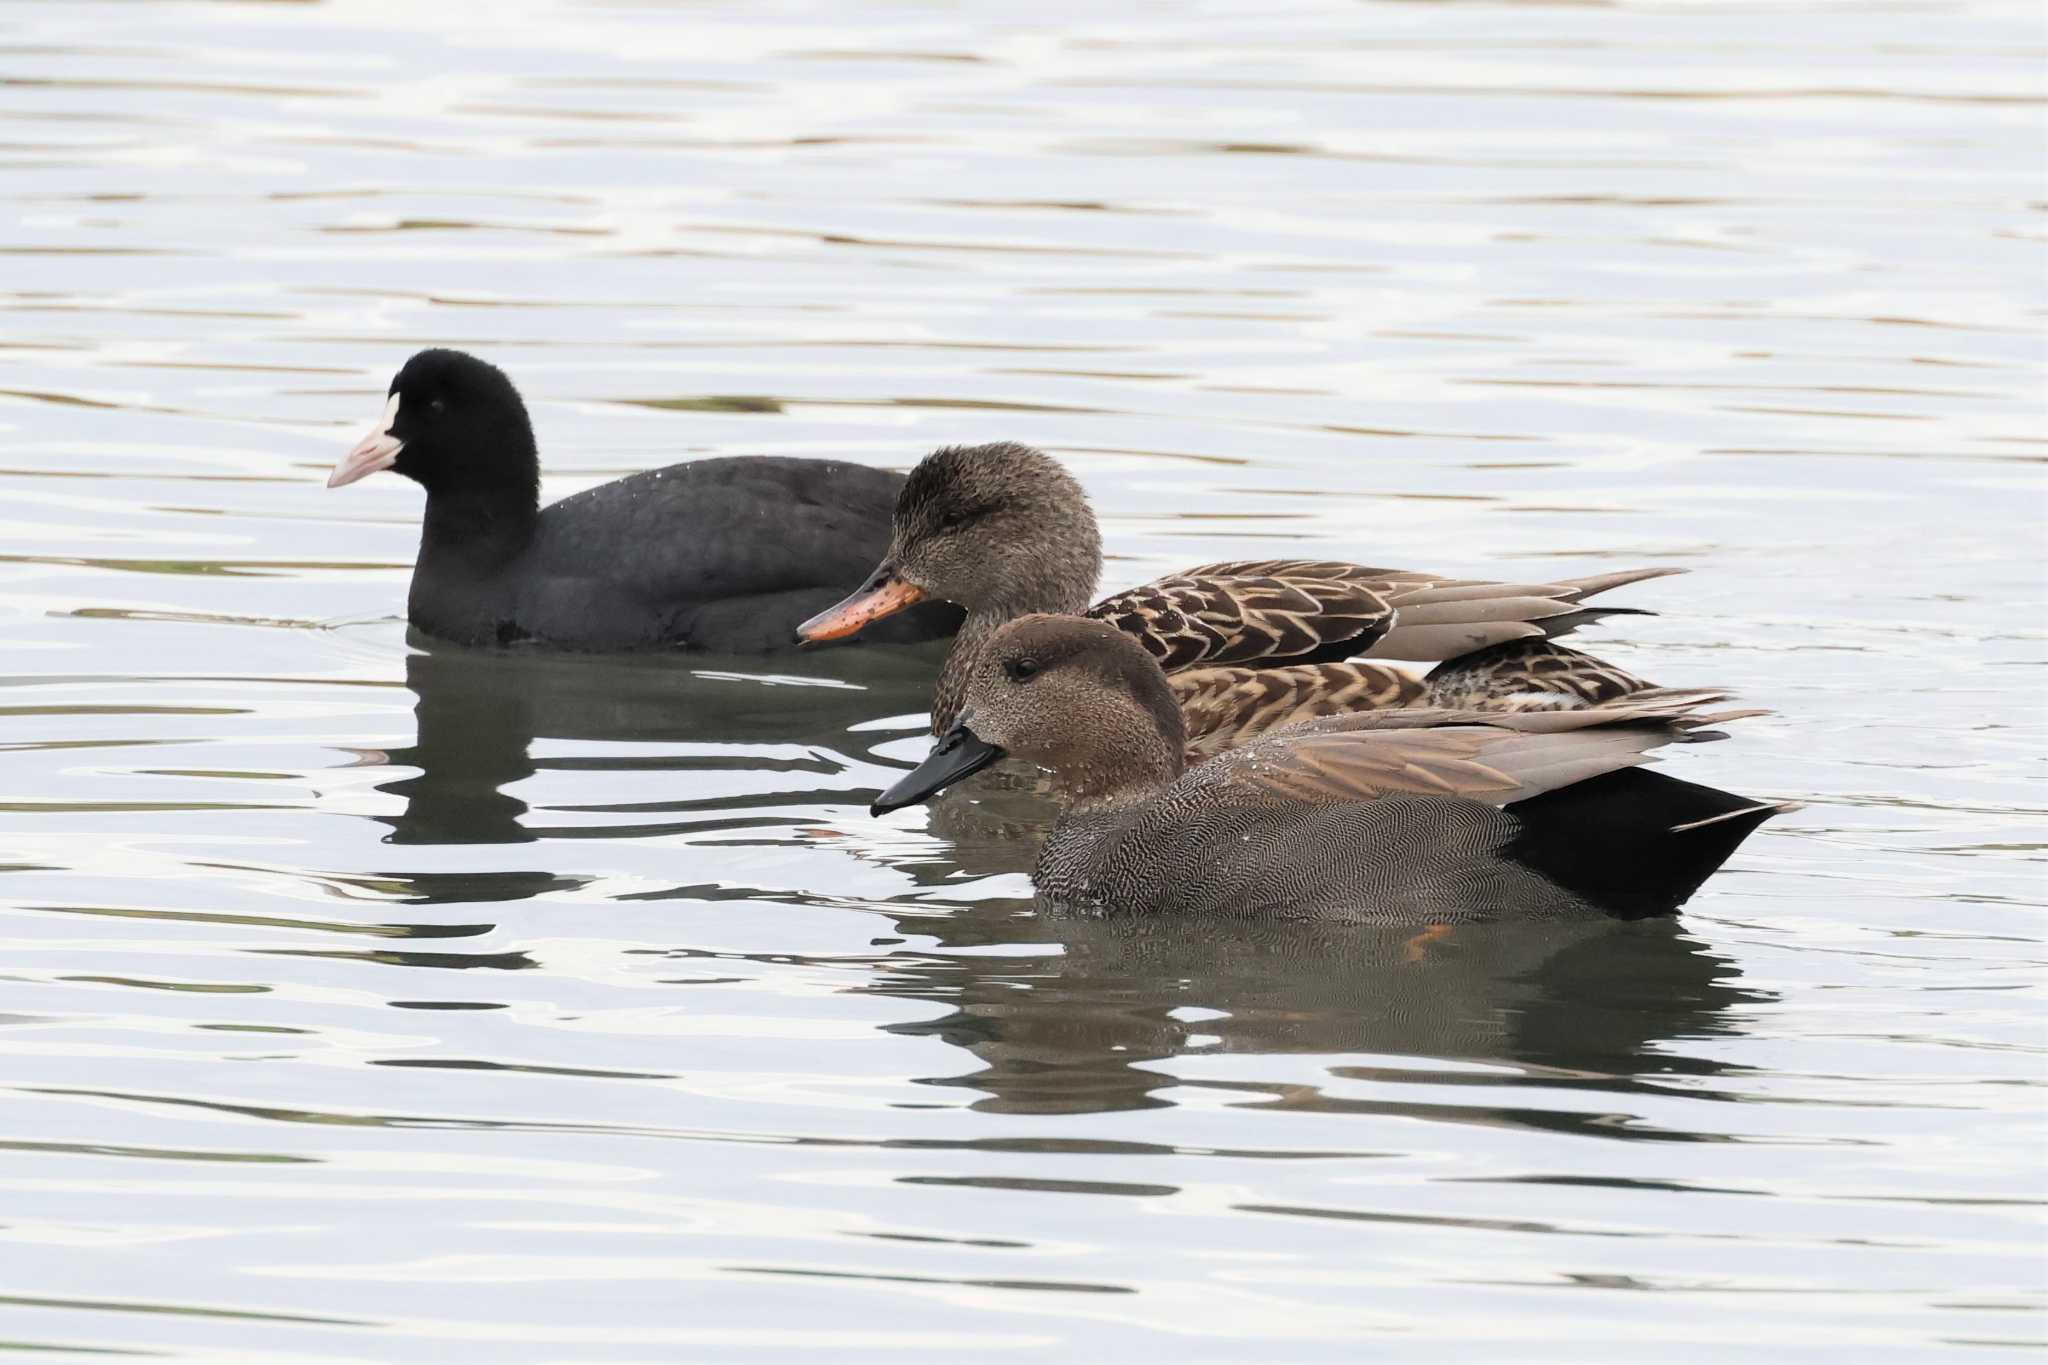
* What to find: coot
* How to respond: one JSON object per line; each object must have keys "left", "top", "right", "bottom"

{"left": 328, "top": 349, "right": 961, "bottom": 652}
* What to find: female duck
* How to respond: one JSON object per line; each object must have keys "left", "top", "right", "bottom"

{"left": 873, "top": 616, "right": 1785, "bottom": 922}
{"left": 328, "top": 349, "right": 961, "bottom": 652}
{"left": 797, "top": 441, "right": 1695, "bottom": 749}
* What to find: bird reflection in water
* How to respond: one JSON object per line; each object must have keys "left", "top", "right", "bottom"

{"left": 356, "top": 636, "right": 1766, "bottom": 1124}
{"left": 864, "top": 901, "right": 1767, "bottom": 1126}
{"left": 361, "top": 631, "right": 956, "bottom": 901}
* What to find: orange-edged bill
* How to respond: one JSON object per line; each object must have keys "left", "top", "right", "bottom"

{"left": 796, "top": 565, "right": 928, "bottom": 643}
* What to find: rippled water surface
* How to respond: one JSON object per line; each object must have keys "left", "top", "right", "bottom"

{"left": 2, "top": 0, "right": 2044, "bottom": 1357}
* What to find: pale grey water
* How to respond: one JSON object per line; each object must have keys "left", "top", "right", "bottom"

{"left": 1, "top": 0, "right": 2044, "bottom": 1358}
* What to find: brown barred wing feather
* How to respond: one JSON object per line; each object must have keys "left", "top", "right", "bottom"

{"left": 1422, "top": 638, "right": 1727, "bottom": 712}
{"left": 1088, "top": 561, "right": 1398, "bottom": 672}
{"left": 1092, "top": 560, "right": 1685, "bottom": 672}
{"left": 1170, "top": 662, "right": 1426, "bottom": 761}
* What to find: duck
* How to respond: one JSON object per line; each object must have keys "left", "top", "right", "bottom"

{"left": 795, "top": 441, "right": 1695, "bottom": 745}
{"left": 326, "top": 348, "right": 963, "bottom": 653}
{"left": 871, "top": 615, "right": 1786, "bottom": 922}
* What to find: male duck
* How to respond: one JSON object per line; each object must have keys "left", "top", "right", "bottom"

{"left": 874, "top": 615, "right": 1785, "bottom": 922}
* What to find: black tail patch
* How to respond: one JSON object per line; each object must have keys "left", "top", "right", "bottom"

{"left": 1503, "top": 768, "right": 1783, "bottom": 919}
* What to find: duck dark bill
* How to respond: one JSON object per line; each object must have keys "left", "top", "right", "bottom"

{"left": 796, "top": 562, "right": 927, "bottom": 643}
{"left": 328, "top": 392, "right": 404, "bottom": 488}
{"left": 871, "top": 720, "right": 1005, "bottom": 815}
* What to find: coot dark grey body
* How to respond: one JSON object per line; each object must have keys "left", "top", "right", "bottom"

{"left": 407, "top": 454, "right": 961, "bottom": 652}
{"left": 330, "top": 349, "right": 961, "bottom": 652}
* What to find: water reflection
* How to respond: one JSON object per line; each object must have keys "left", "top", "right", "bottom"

{"left": 367, "top": 633, "right": 952, "bottom": 884}
{"left": 363, "top": 636, "right": 1764, "bottom": 1130}
{"left": 3, "top": 0, "right": 2039, "bottom": 1351}
{"left": 874, "top": 904, "right": 1765, "bottom": 1124}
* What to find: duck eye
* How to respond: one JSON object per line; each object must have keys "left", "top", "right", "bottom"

{"left": 428, "top": 397, "right": 446, "bottom": 416}
{"left": 1004, "top": 657, "right": 1039, "bottom": 683}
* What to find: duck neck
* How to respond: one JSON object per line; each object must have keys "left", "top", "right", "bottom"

{"left": 930, "top": 608, "right": 1007, "bottom": 736}
{"left": 1052, "top": 704, "right": 1186, "bottom": 814}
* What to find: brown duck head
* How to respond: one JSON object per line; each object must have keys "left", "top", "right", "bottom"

{"left": 798, "top": 442, "right": 1104, "bottom": 643}
{"left": 872, "top": 614, "right": 1187, "bottom": 815}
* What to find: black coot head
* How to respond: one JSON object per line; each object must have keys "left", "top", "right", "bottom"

{"left": 329, "top": 349, "right": 539, "bottom": 502}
